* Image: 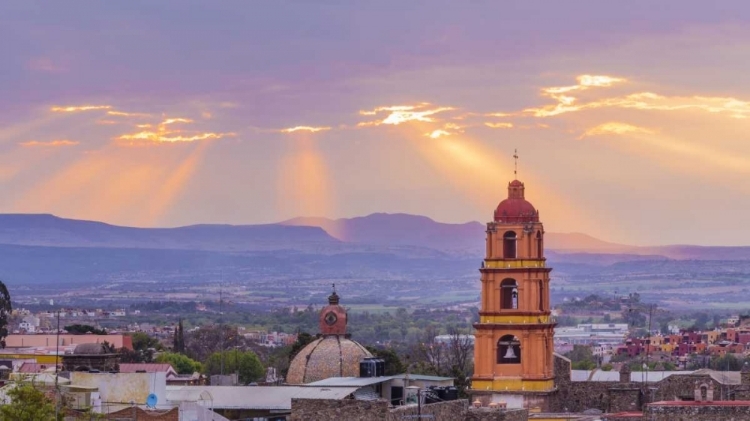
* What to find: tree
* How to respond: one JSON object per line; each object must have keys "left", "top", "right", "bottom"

{"left": 288, "top": 332, "right": 315, "bottom": 363}
{"left": 185, "top": 325, "right": 247, "bottom": 363}
{"left": 0, "top": 382, "right": 55, "bottom": 421}
{"left": 64, "top": 324, "right": 106, "bottom": 335}
{"left": 173, "top": 319, "right": 186, "bottom": 354}
{"left": 156, "top": 352, "right": 202, "bottom": 374}
{"left": 565, "top": 345, "right": 594, "bottom": 363}
{"left": 204, "top": 350, "right": 265, "bottom": 384}
{"left": 366, "top": 346, "right": 406, "bottom": 376}
{"left": 0, "top": 280, "right": 10, "bottom": 349}
{"left": 124, "top": 332, "right": 163, "bottom": 363}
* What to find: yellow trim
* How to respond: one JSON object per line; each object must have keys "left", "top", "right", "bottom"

{"left": 472, "top": 378, "right": 554, "bottom": 392}
{"left": 1, "top": 354, "right": 59, "bottom": 364}
{"left": 484, "top": 260, "right": 545, "bottom": 269}
{"left": 479, "top": 314, "right": 551, "bottom": 324}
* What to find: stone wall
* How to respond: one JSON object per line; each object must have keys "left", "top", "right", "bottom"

{"left": 465, "top": 407, "right": 529, "bottom": 421}
{"left": 548, "top": 354, "right": 571, "bottom": 412}
{"left": 645, "top": 403, "right": 750, "bottom": 421}
{"left": 387, "top": 400, "right": 467, "bottom": 421}
{"left": 290, "top": 398, "right": 389, "bottom": 421}
{"left": 291, "top": 398, "right": 528, "bottom": 421}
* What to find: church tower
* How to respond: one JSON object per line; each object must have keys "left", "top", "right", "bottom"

{"left": 471, "top": 175, "right": 555, "bottom": 409}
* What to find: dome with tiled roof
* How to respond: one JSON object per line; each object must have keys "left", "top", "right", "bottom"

{"left": 494, "top": 179, "right": 539, "bottom": 223}
{"left": 286, "top": 287, "right": 372, "bottom": 384}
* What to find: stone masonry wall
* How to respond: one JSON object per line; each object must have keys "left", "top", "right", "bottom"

{"left": 548, "top": 354, "right": 571, "bottom": 412}
{"left": 292, "top": 398, "right": 529, "bottom": 421}
{"left": 290, "top": 398, "right": 389, "bottom": 421}
{"left": 465, "top": 407, "right": 529, "bottom": 421}
{"left": 644, "top": 403, "right": 750, "bottom": 421}
{"left": 387, "top": 400, "right": 467, "bottom": 421}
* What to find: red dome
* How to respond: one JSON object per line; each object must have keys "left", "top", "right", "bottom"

{"left": 494, "top": 180, "right": 539, "bottom": 223}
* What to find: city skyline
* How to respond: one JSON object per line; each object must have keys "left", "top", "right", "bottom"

{"left": 2, "top": 2, "right": 750, "bottom": 246}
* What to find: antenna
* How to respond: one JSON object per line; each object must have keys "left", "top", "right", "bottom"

{"left": 513, "top": 149, "right": 519, "bottom": 178}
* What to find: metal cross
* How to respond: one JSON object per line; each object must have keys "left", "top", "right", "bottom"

{"left": 513, "top": 149, "right": 519, "bottom": 177}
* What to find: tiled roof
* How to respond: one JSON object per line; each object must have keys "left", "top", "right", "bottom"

{"left": 286, "top": 336, "right": 372, "bottom": 384}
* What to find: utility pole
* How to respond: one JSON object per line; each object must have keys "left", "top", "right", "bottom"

{"left": 219, "top": 283, "right": 224, "bottom": 377}
{"left": 54, "top": 310, "right": 60, "bottom": 421}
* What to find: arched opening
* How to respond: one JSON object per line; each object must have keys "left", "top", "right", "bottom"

{"left": 536, "top": 231, "right": 543, "bottom": 258}
{"left": 501, "top": 279, "right": 518, "bottom": 309}
{"left": 503, "top": 231, "right": 517, "bottom": 259}
{"left": 497, "top": 335, "right": 521, "bottom": 364}
{"left": 539, "top": 280, "right": 544, "bottom": 311}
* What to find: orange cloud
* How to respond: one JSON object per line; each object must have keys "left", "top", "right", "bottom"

{"left": 19, "top": 140, "right": 80, "bottom": 147}
{"left": 107, "top": 110, "right": 152, "bottom": 117}
{"left": 523, "top": 75, "right": 750, "bottom": 119}
{"left": 484, "top": 122, "right": 514, "bottom": 129}
{"left": 580, "top": 122, "right": 655, "bottom": 139}
{"left": 280, "top": 126, "right": 332, "bottom": 133}
{"left": 426, "top": 129, "right": 451, "bottom": 139}
{"left": 50, "top": 105, "right": 112, "bottom": 113}
{"left": 161, "top": 118, "right": 194, "bottom": 125}
{"left": 358, "top": 103, "right": 455, "bottom": 126}
{"left": 118, "top": 131, "right": 234, "bottom": 143}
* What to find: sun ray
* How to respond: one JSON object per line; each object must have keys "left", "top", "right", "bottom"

{"left": 276, "top": 134, "right": 334, "bottom": 218}
{"left": 402, "top": 124, "right": 606, "bottom": 235}
{"left": 140, "top": 142, "right": 210, "bottom": 225}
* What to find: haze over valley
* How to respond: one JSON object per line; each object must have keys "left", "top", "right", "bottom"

{"left": 5, "top": 213, "right": 749, "bottom": 313}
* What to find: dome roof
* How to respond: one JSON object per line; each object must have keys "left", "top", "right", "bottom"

{"left": 494, "top": 180, "right": 539, "bottom": 223}
{"left": 286, "top": 336, "right": 372, "bottom": 384}
{"left": 73, "top": 343, "right": 110, "bottom": 355}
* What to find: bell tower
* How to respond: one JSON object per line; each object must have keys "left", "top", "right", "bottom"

{"left": 471, "top": 177, "right": 555, "bottom": 409}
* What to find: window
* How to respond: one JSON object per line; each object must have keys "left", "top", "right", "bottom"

{"left": 503, "top": 231, "right": 517, "bottom": 258}
{"left": 536, "top": 231, "right": 543, "bottom": 258}
{"left": 501, "top": 279, "right": 518, "bottom": 309}
{"left": 539, "top": 280, "right": 544, "bottom": 311}
{"left": 497, "top": 335, "right": 521, "bottom": 364}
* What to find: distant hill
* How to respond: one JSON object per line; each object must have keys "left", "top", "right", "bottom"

{"left": 1, "top": 213, "right": 748, "bottom": 261}
{"left": 544, "top": 232, "right": 632, "bottom": 252}
{"left": 0, "top": 214, "right": 337, "bottom": 251}
{"left": 282, "top": 213, "right": 483, "bottom": 251}
{"left": 282, "top": 213, "right": 750, "bottom": 261}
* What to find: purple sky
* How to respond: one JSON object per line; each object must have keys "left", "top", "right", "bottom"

{"left": 2, "top": 2, "right": 750, "bottom": 245}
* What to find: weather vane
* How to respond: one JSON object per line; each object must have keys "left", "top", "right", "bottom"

{"left": 513, "top": 149, "right": 519, "bottom": 177}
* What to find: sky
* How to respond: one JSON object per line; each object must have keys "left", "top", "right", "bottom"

{"left": 1, "top": 1, "right": 749, "bottom": 246}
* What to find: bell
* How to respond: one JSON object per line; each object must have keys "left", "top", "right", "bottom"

{"left": 503, "top": 346, "right": 517, "bottom": 359}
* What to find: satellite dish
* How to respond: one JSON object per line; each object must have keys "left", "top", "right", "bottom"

{"left": 146, "top": 393, "right": 158, "bottom": 408}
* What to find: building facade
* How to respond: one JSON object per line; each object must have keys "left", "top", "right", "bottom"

{"left": 471, "top": 179, "right": 556, "bottom": 409}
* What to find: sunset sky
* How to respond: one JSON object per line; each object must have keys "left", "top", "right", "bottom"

{"left": 1, "top": 2, "right": 749, "bottom": 246}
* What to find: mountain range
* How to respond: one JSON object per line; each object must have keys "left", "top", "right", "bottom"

{"left": 0, "top": 213, "right": 747, "bottom": 261}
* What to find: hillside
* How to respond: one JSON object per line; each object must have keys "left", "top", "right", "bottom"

{"left": 1, "top": 213, "right": 749, "bottom": 261}
{"left": 0, "top": 214, "right": 337, "bottom": 251}
{"left": 282, "top": 213, "right": 483, "bottom": 251}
